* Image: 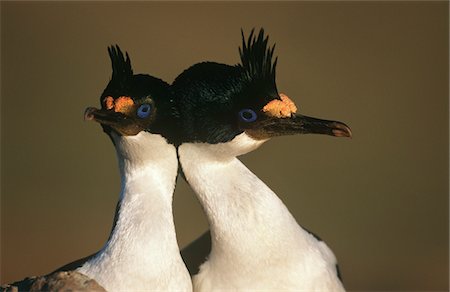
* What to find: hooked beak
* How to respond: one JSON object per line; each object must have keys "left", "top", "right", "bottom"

{"left": 246, "top": 114, "right": 352, "bottom": 140}
{"left": 289, "top": 114, "right": 352, "bottom": 137}
{"left": 84, "top": 107, "right": 128, "bottom": 124}
{"left": 84, "top": 107, "right": 141, "bottom": 136}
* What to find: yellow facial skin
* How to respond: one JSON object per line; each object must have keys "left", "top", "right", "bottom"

{"left": 85, "top": 96, "right": 156, "bottom": 136}
{"left": 104, "top": 96, "right": 135, "bottom": 113}
{"left": 262, "top": 93, "right": 297, "bottom": 118}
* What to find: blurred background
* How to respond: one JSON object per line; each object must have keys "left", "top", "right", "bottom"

{"left": 1, "top": 2, "right": 448, "bottom": 291}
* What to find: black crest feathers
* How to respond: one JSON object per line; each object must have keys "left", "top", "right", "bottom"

{"left": 239, "top": 28, "right": 278, "bottom": 84}
{"left": 108, "top": 45, "right": 133, "bottom": 87}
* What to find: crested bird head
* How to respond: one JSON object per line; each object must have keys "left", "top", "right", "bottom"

{"left": 172, "top": 29, "right": 351, "bottom": 153}
{"left": 85, "top": 45, "right": 179, "bottom": 144}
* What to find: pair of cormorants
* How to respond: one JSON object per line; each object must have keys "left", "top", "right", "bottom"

{"left": 3, "top": 29, "right": 351, "bottom": 292}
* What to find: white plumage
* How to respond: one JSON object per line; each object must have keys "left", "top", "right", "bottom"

{"left": 179, "top": 133, "right": 344, "bottom": 291}
{"left": 78, "top": 131, "right": 192, "bottom": 292}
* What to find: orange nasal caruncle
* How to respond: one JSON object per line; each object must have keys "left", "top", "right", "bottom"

{"left": 104, "top": 96, "right": 134, "bottom": 113}
{"left": 262, "top": 93, "right": 298, "bottom": 118}
{"left": 105, "top": 96, "right": 115, "bottom": 110}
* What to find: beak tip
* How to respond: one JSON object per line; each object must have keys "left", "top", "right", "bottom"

{"left": 332, "top": 123, "right": 352, "bottom": 138}
{"left": 84, "top": 107, "right": 97, "bottom": 121}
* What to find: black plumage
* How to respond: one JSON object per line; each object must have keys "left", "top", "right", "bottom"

{"left": 239, "top": 28, "right": 278, "bottom": 95}
{"left": 98, "top": 45, "right": 180, "bottom": 144}
{"left": 102, "top": 46, "right": 168, "bottom": 104}
{"left": 172, "top": 29, "right": 351, "bottom": 144}
{"left": 172, "top": 29, "right": 280, "bottom": 144}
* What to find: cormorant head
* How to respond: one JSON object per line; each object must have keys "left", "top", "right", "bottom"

{"left": 172, "top": 29, "right": 351, "bottom": 154}
{"left": 85, "top": 45, "right": 178, "bottom": 144}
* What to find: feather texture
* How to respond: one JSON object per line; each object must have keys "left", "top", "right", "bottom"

{"left": 239, "top": 28, "right": 278, "bottom": 87}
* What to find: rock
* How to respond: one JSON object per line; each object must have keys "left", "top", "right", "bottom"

{"left": 1, "top": 271, "right": 106, "bottom": 292}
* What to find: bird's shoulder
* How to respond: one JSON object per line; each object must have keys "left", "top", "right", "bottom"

{"left": 1, "top": 271, "right": 106, "bottom": 292}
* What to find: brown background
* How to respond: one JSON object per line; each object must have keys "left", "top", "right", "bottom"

{"left": 1, "top": 2, "right": 448, "bottom": 291}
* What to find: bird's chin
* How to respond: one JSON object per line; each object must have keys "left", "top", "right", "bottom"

{"left": 244, "top": 129, "right": 273, "bottom": 141}
{"left": 231, "top": 132, "right": 268, "bottom": 156}
{"left": 109, "top": 126, "right": 143, "bottom": 136}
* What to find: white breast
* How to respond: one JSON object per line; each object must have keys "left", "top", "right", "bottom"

{"left": 179, "top": 133, "right": 344, "bottom": 291}
{"left": 78, "top": 132, "right": 192, "bottom": 292}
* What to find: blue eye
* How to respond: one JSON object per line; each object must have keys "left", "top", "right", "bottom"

{"left": 137, "top": 104, "right": 152, "bottom": 118}
{"left": 239, "top": 109, "right": 257, "bottom": 122}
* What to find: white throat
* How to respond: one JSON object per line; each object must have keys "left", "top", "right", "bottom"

{"left": 178, "top": 133, "right": 344, "bottom": 291}
{"left": 78, "top": 132, "right": 191, "bottom": 292}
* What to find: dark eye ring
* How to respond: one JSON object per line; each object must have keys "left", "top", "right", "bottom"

{"left": 137, "top": 104, "right": 152, "bottom": 119}
{"left": 239, "top": 109, "right": 257, "bottom": 122}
